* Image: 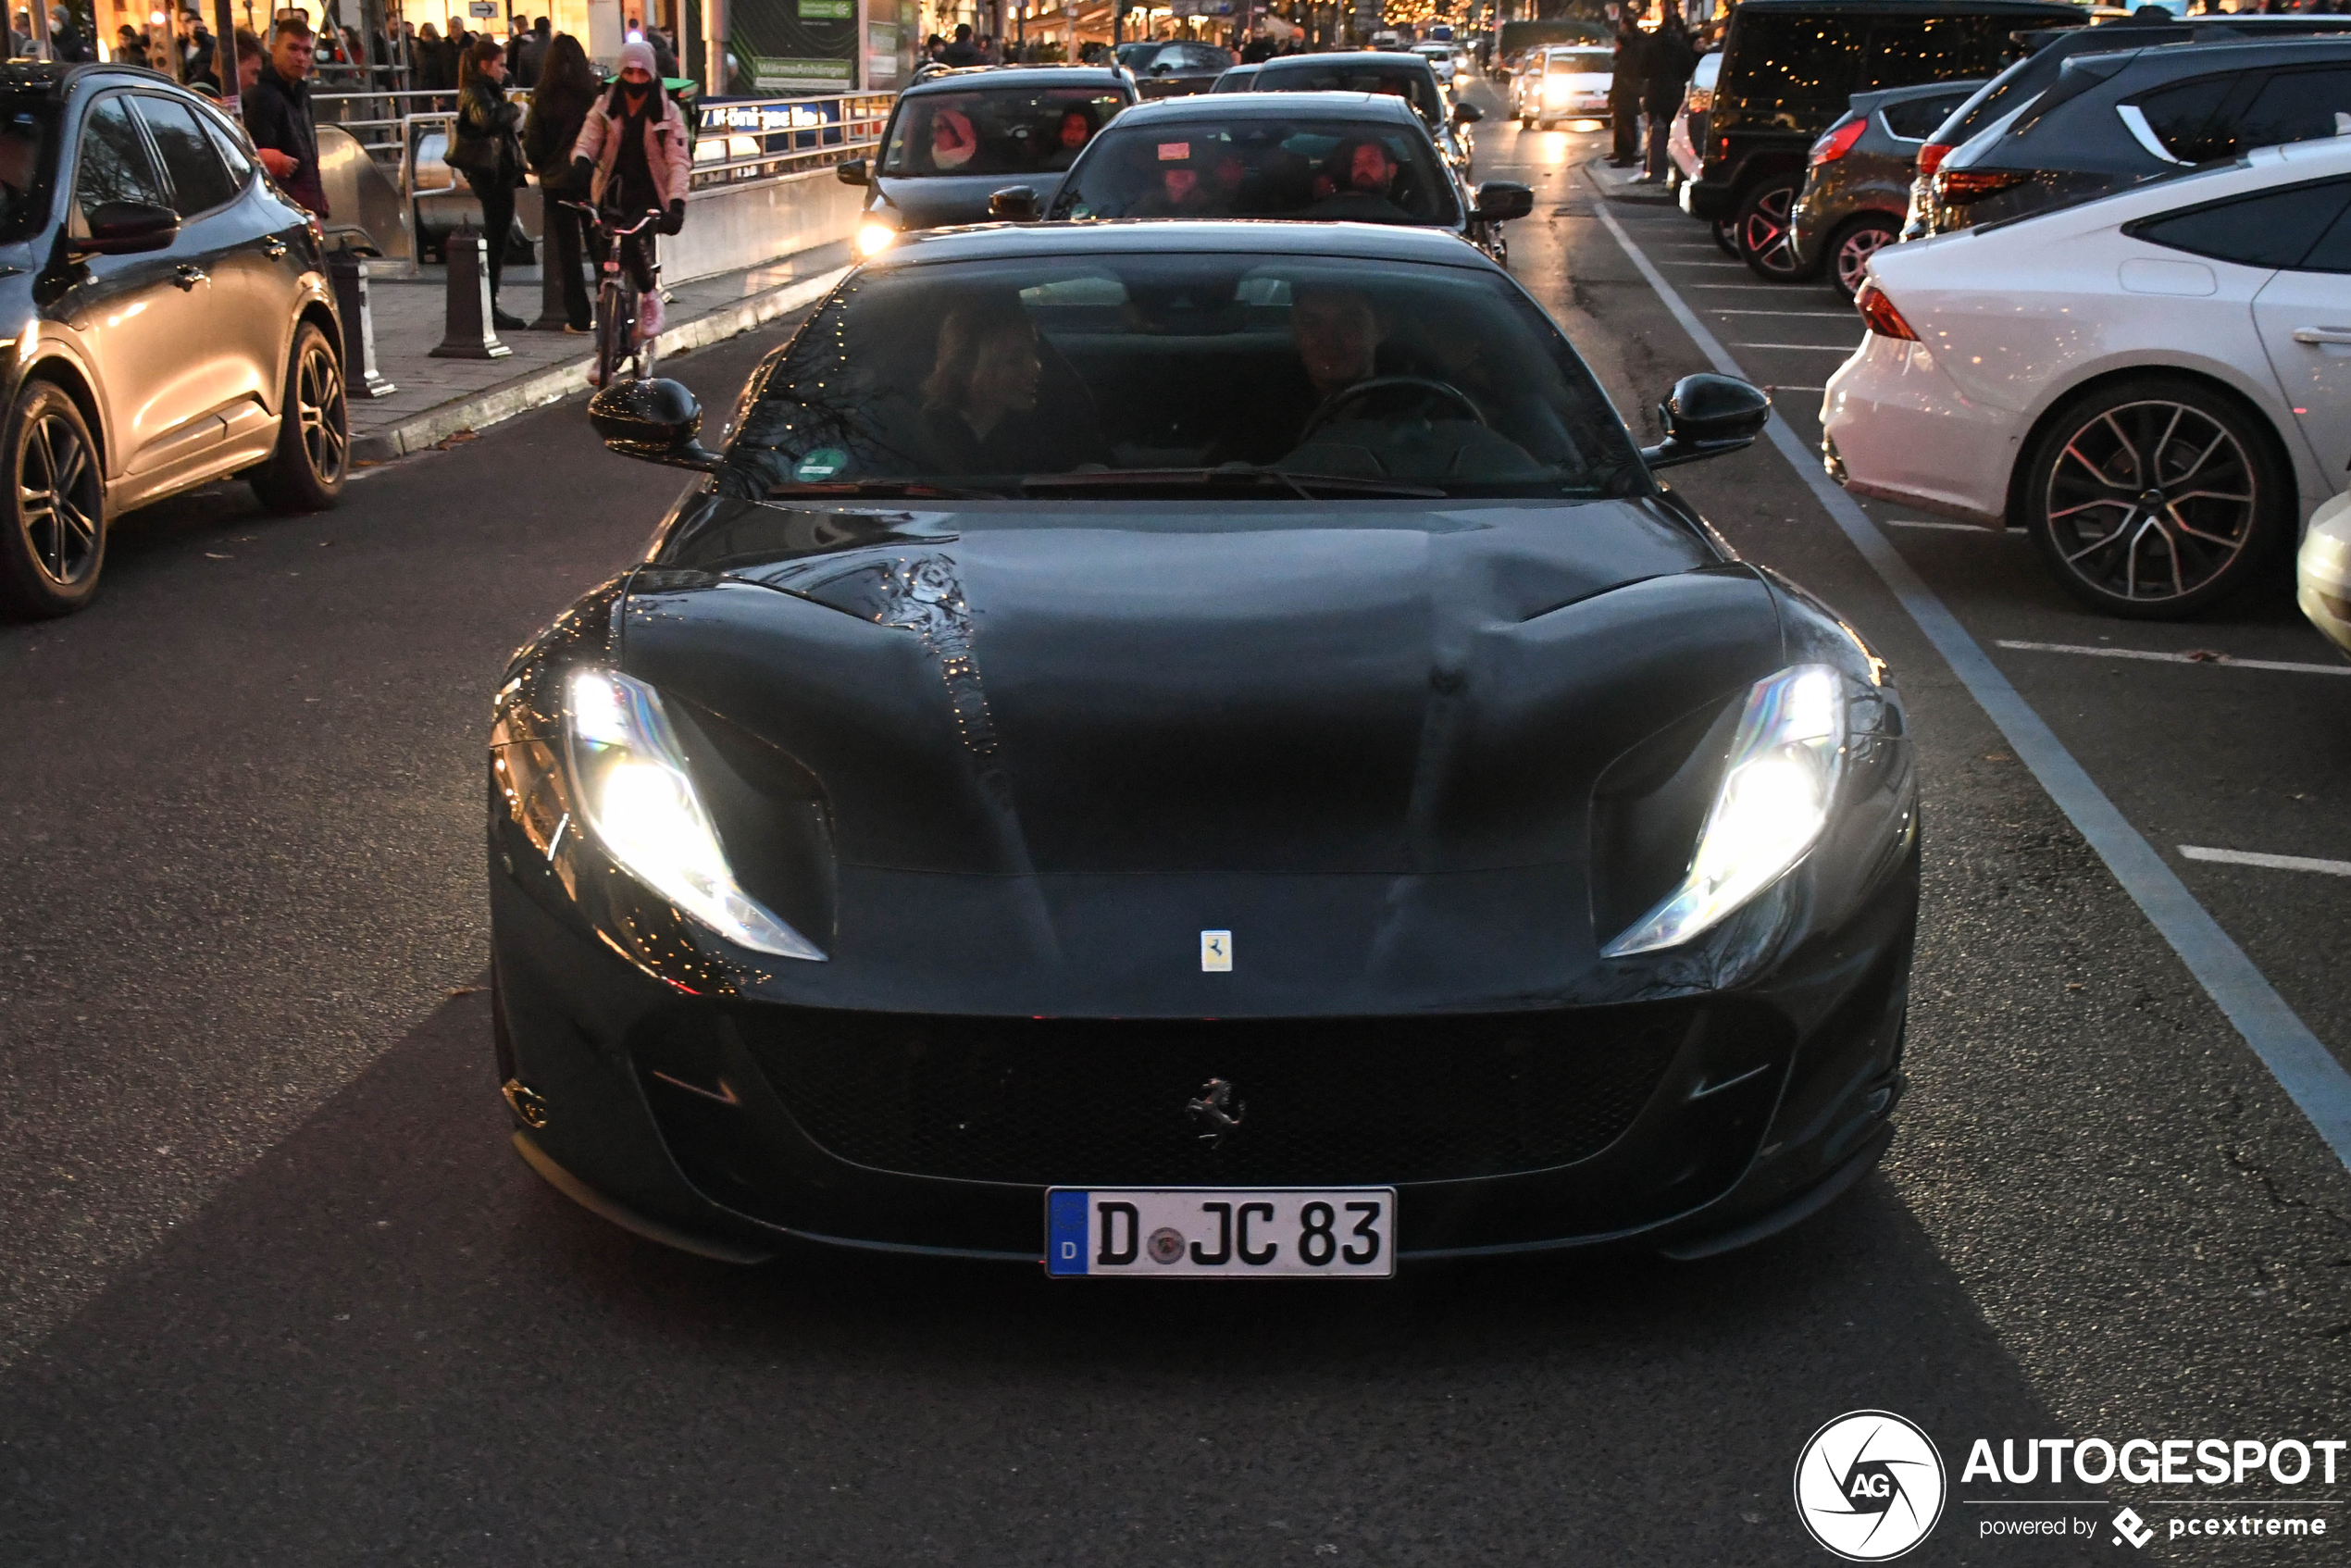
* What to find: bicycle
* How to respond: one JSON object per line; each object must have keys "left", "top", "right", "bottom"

{"left": 565, "top": 202, "right": 665, "bottom": 388}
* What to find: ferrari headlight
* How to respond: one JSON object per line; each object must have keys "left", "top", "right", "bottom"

{"left": 856, "top": 218, "right": 897, "bottom": 256}
{"left": 566, "top": 667, "right": 827, "bottom": 962}
{"left": 1602, "top": 665, "right": 1847, "bottom": 957}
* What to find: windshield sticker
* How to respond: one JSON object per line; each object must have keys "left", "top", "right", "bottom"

{"left": 793, "top": 448, "right": 852, "bottom": 482}
{"left": 1157, "top": 142, "right": 1190, "bottom": 160}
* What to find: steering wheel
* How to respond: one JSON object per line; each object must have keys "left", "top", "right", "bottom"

{"left": 1297, "top": 375, "right": 1488, "bottom": 444}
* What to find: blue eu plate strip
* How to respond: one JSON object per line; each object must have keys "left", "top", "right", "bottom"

{"left": 1047, "top": 1189, "right": 1089, "bottom": 1276}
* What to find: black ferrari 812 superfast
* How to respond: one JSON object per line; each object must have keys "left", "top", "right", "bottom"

{"left": 487, "top": 221, "right": 1917, "bottom": 1276}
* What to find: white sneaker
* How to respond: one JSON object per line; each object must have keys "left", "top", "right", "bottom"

{"left": 637, "top": 292, "right": 664, "bottom": 342}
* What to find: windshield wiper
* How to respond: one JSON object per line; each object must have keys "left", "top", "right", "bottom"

{"left": 764, "top": 480, "right": 1007, "bottom": 500}
{"left": 1019, "top": 467, "right": 1447, "bottom": 499}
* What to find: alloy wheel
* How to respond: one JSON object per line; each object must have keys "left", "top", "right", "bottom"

{"left": 19, "top": 408, "right": 100, "bottom": 591}
{"left": 1740, "top": 185, "right": 1799, "bottom": 276}
{"left": 295, "top": 338, "right": 348, "bottom": 485}
{"left": 2041, "top": 400, "right": 2258, "bottom": 606}
{"left": 1834, "top": 223, "right": 1893, "bottom": 297}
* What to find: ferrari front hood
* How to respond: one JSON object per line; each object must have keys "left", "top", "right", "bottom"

{"left": 624, "top": 497, "right": 1785, "bottom": 878}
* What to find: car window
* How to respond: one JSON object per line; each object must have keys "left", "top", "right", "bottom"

{"left": 1163, "top": 44, "right": 1229, "bottom": 71}
{"left": 134, "top": 95, "right": 237, "bottom": 216}
{"left": 1052, "top": 115, "right": 1458, "bottom": 225}
{"left": 74, "top": 94, "right": 169, "bottom": 216}
{"left": 1860, "top": 17, "right": 2013, "bottom": 93}
{"left": 881, "top": 89, "right": 1130, "bottom": 176}
{"left": 1253, "top": 60, "right": 1443, "bottom": 124}
{"left": 0, "top": 93, "right": 60, "bottom": 243}
{"left": 2233, "top": 68, "right": 2351, "bottom": 157}
{"left": 202, "top": 106, "right": 254, "bottom": 182}
{"left": 711, "top": 253, "right": 1644, "bottom": 504}
{"left": 2131, "top": 177, "right": 2351, "bottom": 268}
{"left": 1546, "top": 51, "right": 1611, "bottom": 75}
{"left": 1881, "top": 89, "right": 1974, "bottom": 140}
{"left": 1721, "top": 15, "right": 1863, "bottom": 131}
{"left": 2299, "top": 189, "right": 2351, "bottom": 272}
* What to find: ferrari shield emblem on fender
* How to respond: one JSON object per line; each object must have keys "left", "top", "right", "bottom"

{"left": 1200, "top": 930, "right": 1232, "bottom": 972}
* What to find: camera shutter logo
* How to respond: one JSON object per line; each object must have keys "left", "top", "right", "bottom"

{"left": 1793, "top": 1410, "right": 1947, "bottom": 1561}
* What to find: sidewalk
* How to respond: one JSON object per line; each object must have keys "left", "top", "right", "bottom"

{"left": 348, "top": 240, "right": 854, "bottom": 463}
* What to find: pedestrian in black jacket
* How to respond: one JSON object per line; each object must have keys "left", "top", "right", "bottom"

{"left": 450, "top": 34, "right": 528, "bottom": 329}
{"left": 243, "top": 19, "right": 328, "bottom": 217}
{"left": 1636, "top": 12, "right": 1696, "bottom": 182}
{"left": 523, "top": 33, "right": 598, "bottom": 331}
{"left": 1608, "top": 16, "right": 1647, "bottom": 167}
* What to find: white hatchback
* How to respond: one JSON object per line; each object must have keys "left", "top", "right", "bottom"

{"left": 1823, "top": 137, "right": 2351, "bottom": 619}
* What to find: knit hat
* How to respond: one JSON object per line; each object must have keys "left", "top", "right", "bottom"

{"left": 617, "top": 37, "right": 657, "bottom": 77}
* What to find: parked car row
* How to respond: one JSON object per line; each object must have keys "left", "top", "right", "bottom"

{"left": 1649, "top": 2, "right": 2351, "bottom": 633}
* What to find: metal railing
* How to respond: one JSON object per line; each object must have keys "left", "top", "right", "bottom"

{"left": 316, "top": 86, "right": 525, "bottom": 165}
{"left": 690, "top": 93, "right": 892, "bottom": 189}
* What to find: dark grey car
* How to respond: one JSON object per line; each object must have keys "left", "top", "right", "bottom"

{"left": 1785, "top": 79, "right": 1981, "bottom": 295}
{"left": 836, "top": 68, "right": 1137, "bottom": 245}
{"left": 1918, "top": 34, "right": 2351, "bottom": 236}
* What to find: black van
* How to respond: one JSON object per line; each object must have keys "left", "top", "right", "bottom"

{"left": 1677, "top": 0, "right": 2078, "bottom": 272}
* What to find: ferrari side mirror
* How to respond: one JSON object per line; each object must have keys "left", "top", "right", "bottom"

{"left": 589, "top": 378, "right": 722, "bottom": 472}
{"left": 1641, "top": 374, "right": 1771, "bottom": 469}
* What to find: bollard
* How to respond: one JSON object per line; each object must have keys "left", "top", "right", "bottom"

{"left": 325, "top": 247, "right": 396, "bottom": 397}
{"left": 532, "top": 206, "right": 572, "bottom": 330}
{"left": 428, "top": 226, "right": 511, "bottom": 360}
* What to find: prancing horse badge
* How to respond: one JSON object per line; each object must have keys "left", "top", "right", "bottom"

{"left": 1200, "top": 930, "right": 1232, "bottom": 972}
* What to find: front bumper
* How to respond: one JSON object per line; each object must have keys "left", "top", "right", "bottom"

{"left": 489, "top": 840, "right": 1919, "bottom": 1267}
{"left": 2295, "top": 490, "right": 2351, "bottom": 657}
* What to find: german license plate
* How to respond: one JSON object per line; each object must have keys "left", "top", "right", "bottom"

{"left": 1045, "top": 1188, "right": 1396, "bottom": 1278}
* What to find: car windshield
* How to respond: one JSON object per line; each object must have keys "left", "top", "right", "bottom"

{"left": 1050, "top": 115, "right": 1458, "bottom": 225}
{"left": 1546, "top": 50, "right": 1611, "bottom": 74}
{"left": 1252, "top": 61, "right": 1444, "bottom": 124}
{"left": 0, "top": 94, "right": 59, "bottom": 243}
{"left": 881, "top": 88, "right": 1129, "bottom": 176}
{"left": 718, "top": 252, "right": 1645, "bottom": 501}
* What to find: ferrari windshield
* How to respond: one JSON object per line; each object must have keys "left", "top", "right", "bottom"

{"left": 879, "top": 88, "right": 1128, "bottom": 177}
{"left": 719, "top": 252, "right": 1644, "bottom": 501}
{"left": 1049, "top": 114, "right": 1458, "bottom": 224}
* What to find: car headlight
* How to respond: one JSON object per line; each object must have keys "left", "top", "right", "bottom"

{"left": 566, "top": 667, "right": 827, "bottom": 962}
{"left": 1602, "top": 665, "right": 1847, "bottom": 957}
{"left": 856, "top": 218, "right": 897, "bottom": 256}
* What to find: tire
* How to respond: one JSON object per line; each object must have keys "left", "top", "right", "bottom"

{"left": 248, "top": 319, "right": 348, "bottom": 514}
{"left": 1735, "top": 177, "right": 1807, "bottom": 280}
{"left": 2021, "top": 378, "right": 2288, "bottom": 619}
{"left": 0, "top": 380, "right": 106, "bottom": 619}
{"left": 1711, "top": 217, "right": 1738, "bottom": 257}
{"left": 1825, "top": 213, "right": 1898, "bottom": 300}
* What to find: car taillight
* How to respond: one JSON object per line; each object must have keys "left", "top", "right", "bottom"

{"left": 1810, "top": 118, "right": 1865, "bottom": 167}
{"left": 1854, "top": 283, "right": 1918, "bottom": 342}
{"left": 1915, "top": 142, "right": 1953, "bottom": 178}
{"left": 1712, "top": 131, "right": 1731, "bottom": 163}
{"left": 1934, "top": 168, "right": 2028, "bottom": 205}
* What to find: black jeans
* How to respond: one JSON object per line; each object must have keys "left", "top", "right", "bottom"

{"left": 542, "top": 196, "right": 591, "bottom": 329}
{"left": 1609, "top": 88, "right": 1642, "bottom": 161}
{"left": 466, "top": 172, "right": 515, "bottom": 302}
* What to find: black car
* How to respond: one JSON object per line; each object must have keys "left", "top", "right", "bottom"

{"left": 1782, "top": 78, "right": 1984, "bottom": 292}
{"left": 496, "top": 221, "right": 1920, "bottom": 1274}
{"left": 1247, "top": 50, "right": 1483, "bottom": 181}
{"left": 1042, "top": 93, "right": 1529, "bottom": 262}
{"left": 1115, "top": 39, "right": 1234, "bottom": 99}
{"left": 1213, "top": 62, "right": 1261, "bottom": 93}
{"left": 1677, "top": 0, "right": 2078, "bottom": 277}
{"left": 1917, "top": 36, "right": 2351, "bottom": 237}
{"left": 835, "top": 67, "right": 1137, "bottom": 252}
{"left": 1902, "top": 11, "right": 2351, "bottom": 239}
{"left": 0, "top": 62, "right": 346, "bottom": 618}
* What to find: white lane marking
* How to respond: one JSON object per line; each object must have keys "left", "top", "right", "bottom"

{"left": 1771, "top": 385, "right": 1829, "bottom": 393}
{"left": 1684, "top": 282, "right": 1824, "bottom": 290}
{"left": 2182, "top": 846, "right": 2351, "bottom": 877}
{"left": 1735, "top": 342, "right": 1865, "bottom": 352}
{"left": 1593, "top": 192, "right": 2351, "bottom": 1175}
{"left": 1712, "top": 309, "right": 1864, "bottom": 318}
{"left": 1996, "top": 640, "right": 2351, "bottom": 678}
{"left": 1888, "top": 518, "right": 2001, "bottom": 532}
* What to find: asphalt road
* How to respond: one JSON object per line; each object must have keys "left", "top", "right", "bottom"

{"left": 0, "top": 80, "right": 2346, "bottom": 1566}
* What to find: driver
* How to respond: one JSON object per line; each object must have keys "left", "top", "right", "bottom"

{"left": 1306, "top": 137, "right": 1412, "bottom": 221}
{"left": 1211, "top": 281, "right": 1399, "bottom": 465}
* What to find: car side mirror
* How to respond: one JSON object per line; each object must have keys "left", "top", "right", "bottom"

{"left": 1471, "top": 180, "right": 1534, "bottom": 222}
{"left": 836, "top": 157, "right": 868, "bottom": 186}
{"left": 78, "top": 200, "right": 179, "bottom": 255}
{"left": 589, "top": 378, "right": 722, "bottom": 472}
{"left": 989, "top": 184, "right": 1040, "bottom": 221}
{"left": 1452, "top": 101, "right": 1483, "bottom": 124}
{"left": 1151, "top": 61, "right": 1172, "bottom": 73}
{"left": 1641, "top": 373, "right": 1771, "bottom": 469}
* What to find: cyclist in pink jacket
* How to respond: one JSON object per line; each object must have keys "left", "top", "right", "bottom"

{"left": 567, "top": 37, "right": 690, "bottom": 338}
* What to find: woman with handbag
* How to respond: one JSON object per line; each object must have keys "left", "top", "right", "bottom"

{"left": 451, "top": 35, "right": 528, "bottom": 330}
{"left": 523, "top": 34, "right": 600, "bottom": 332}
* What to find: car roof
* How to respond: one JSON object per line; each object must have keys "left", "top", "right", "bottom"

{"left": 1857, "top": 77, "right": 1986, "bottom": 107}
{"left": 1110, "top": 91, "right": 1426, "bottom": 126}
{"left": 2071, "top": 33, "right": 2351, "bottom": 78}
{"left": 2021, "top": 12, "right": 2351, "bottom": 49}
{"left": 873, "top": 218, "right": 1499, "bottom": 270}
{"left": 1258, "top": 51, "right": 1437, "bottom": 69}
{"left": 902, "top": 66, "right": 1128, "bottom": 95}
{"left": 1732, "top": 0, "right": 2077, "bottom": 13}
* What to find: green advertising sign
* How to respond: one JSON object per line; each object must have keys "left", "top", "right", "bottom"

{"left": 729, "top": 0, "right": 860, "bottom": 93}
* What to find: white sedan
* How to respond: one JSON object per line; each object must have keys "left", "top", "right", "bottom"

{"left": 1822, "top": 137, "right": 2351, "bottom": 619}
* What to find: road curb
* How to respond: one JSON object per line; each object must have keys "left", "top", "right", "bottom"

{"left": 349, "top": 264, "right": 852, "bottom": 463}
